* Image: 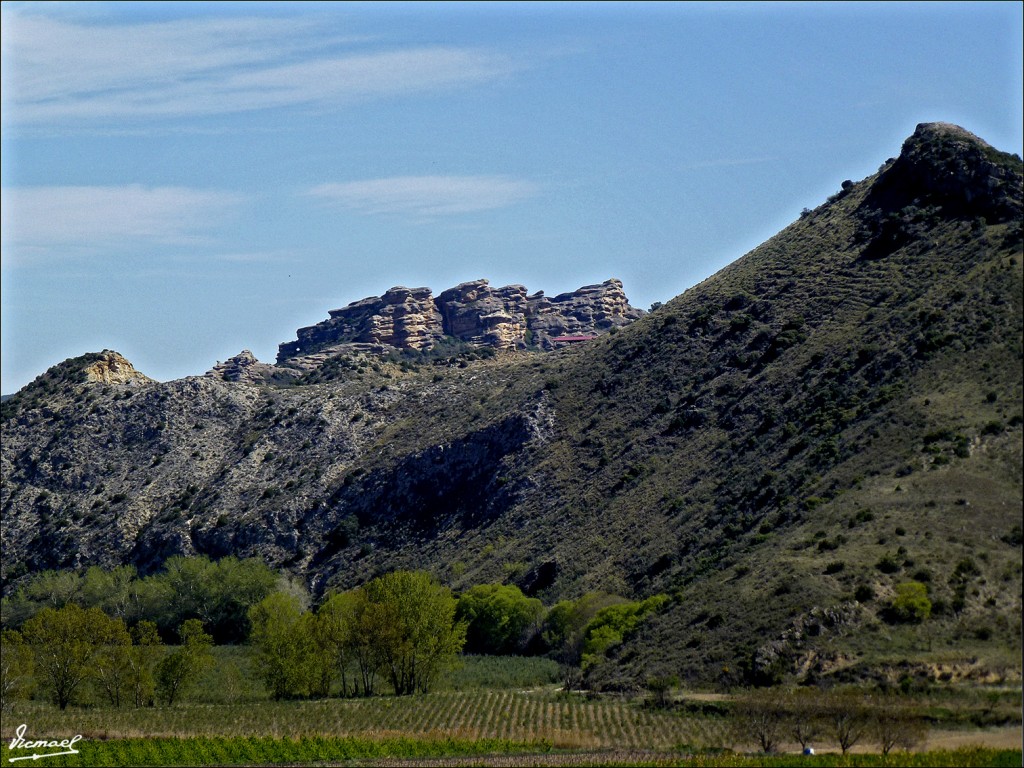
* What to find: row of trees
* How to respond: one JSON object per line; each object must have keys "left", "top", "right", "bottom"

{"left": 1, "top": 605, "right": 213, "bottom": 711}
{"left": 1, "top": 556, "right": 279, "bottom": 643}
{"left": 734, "top": 690, "right": 928, "bottom": 755}
{"left": 2, "top": 559, "right": 673, "bottom": 708}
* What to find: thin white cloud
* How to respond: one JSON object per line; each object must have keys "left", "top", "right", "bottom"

{"left": 0, "top": 185, "right": 243, "bottom": 264}
{"left": 307, "top": 176, "right": 540, "bottom": 218}
{"left": 0, "top": 9, "right": 523, "bottom": 127}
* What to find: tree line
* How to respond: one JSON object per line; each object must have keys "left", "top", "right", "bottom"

{"left": 1, "top": 558, "right": 671, "bottom": 710}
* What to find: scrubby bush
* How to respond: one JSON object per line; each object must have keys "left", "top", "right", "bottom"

{"left": 886, "top": 581, "right": 932, "bottom": 624}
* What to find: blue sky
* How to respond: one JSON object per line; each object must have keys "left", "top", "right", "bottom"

{"left": 2, "top": 1, "right": 1022, "bottom": 393}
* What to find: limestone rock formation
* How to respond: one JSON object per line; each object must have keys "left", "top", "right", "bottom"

{"left": 84, "top": 350, "right": 153, "bottom": 386}
{"left": 276, "top": 278, "right": 645, "bottom": 364}
{"left": 205, "top": 350, "right": 279, "bottom": 384}
{"left": 277, "top": 286, "right": 445, "bottom": 366}
{"left": 527, "top": 279, "right": 646, "bottom": 349}
{"left": 436, "top": 280, "right": 530, "bottom": 349}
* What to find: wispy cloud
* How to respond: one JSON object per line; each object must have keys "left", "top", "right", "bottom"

{"left": 0, "top": 9, "right": 523, "bottom": 127}
{"left": 0, "top": 185, "right": 243, "bottom": 264}
{"left": 307, "top": 176, "right": 540, "bottom": 218}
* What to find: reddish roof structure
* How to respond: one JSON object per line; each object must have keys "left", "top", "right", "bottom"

{"left": 550, "top": 335, "right": 598, "bottom": 343}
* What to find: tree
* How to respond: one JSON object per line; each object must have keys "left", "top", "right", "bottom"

{"left": 542, "top": 592, "right": 627, "bottom": 666}
{"left": 0, "top": 629, "right": 34, "bottom": 712}
{"left": 871, "top": 701, "right": 928, "bottom": 754}
{"left": 734, "top": 692, "right": 785, "bottom": 753}
{"left": 361, "top": 571, "right": 466, "bottom": 695}
{"left": 127, "top": 621, "right": 163, "bottom": 708}
{"left": 645, "top": 674, "right": 678, "bottom": 708}
{"left": 79, "top": 565, "right": 138, "bottom": 622}
{"left": 825, "top": 694, "right": 871, "bottom": 755}
{"left": 247, "top": 592, "right": 313, "bottom": 700}
{"left": 150, "top": 555, "right": 277, "bottom": 642}
{"left": 91, "top": 614, "right": 132, "bottom": 707}
{"left": 313, "top": 591, "right": 362, "bottom": 697}
{"left": 155, "top": 619, "right": 213, "bottom": 706}
{"left": 888, "top": 581, "right": 932, "bottom": 623}
{"left": 455, "top": 583, "right": 544, "bottom": 655}
{"left": 21, "top": 604, "right": 117, "bottom": 710}
{"left": 580, "top": 594, "right": 668, "bottom": 670}
{"left": 787, "top": 690, "right": 823, "bottom": 752}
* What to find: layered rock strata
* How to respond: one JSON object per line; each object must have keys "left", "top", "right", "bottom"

{"left": 276, "top": 278, "right": 644, "bottom": 365}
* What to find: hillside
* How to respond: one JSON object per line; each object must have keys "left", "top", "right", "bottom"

{"left": 2, "top": 122, "right": 1021, "bottom": 688}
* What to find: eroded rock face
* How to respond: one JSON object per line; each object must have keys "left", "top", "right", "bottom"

{"left": 276, "top": 278, "right": 644, "bottom": 364}
{"left": 84, "top": 351, "right": 153, "bottom": 386}
{"left": 205, "top": 350, "right": 280, "bottom": 384}
{"left": 436, "top": 280, "right": 530, "bottom": 350}
{"left": 278, "top": 286, "right": 444, "bottom": 365}
{"left": 528, "top": 279, "right": 645, "bottom": 349}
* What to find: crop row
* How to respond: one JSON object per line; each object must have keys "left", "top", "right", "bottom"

{"left": 9, "top": 690, "right": 727, "bottom": 749}
{"left": 1, "top": 740, "right": 1019, "bottom": 768}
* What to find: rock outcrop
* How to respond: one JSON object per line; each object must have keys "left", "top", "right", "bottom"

{"left": 277, "top": 278, "right": 644, "bottom": 365}
{"left": 435, "top": 280, "right": 530, "bottom": 350}
{"left": 278, "top": 286, "right": 445, "bottom": 365}
{"left": 84, "top": 350, "right": 153, "bottom": 386}
{"left": 205, "top": 350, "right": 279, "bottom": 384}
{"left": 527, "top": 279, "right": 645, "bottom": 348}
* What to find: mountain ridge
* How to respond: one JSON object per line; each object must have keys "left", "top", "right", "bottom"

{"left": 2, "top": 122, "right": 1021, "bottom": 688}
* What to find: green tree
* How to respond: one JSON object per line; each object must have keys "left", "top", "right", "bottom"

{"left": 150, "top": 556, "right": 277, "bottom": 642}
{"left": 581, "top": 594, "right": 668, "bottom": 670}
{"left": 542, "top": 592, "right": 628, "bottom": 665}
{"left": 247, "top": 592, "right": 313, "bottom": 700}
{"left": 361, "top": 571, "right": 466, "bottom": 695}
{"left": 21, "top": 604, "right": 117, "bottom": 709}
{"left": 456, "top": 583, "right": 544, "bottom": 655}
{"left": 91, "top": 614, "right": 132, "bottom": 707}
{"left": 0, "top": 629, "right": 35, "bottom": 712}
{"left": 312, "top": 591, "right": 361, "bottom": 697}
{"left": 155, "top": 619, "right": 213, "bottom": 706}
{"left": 645, "top": 674, "right": 678, "bottom": 708}
{"left": 888, "top": 581, "right": 932, "bottom": 623}
{"left": 127, "top": 621, "right": 163, "bottom": 708}
{"left": 79, "top": 565, "right": 138, "bottom": 622}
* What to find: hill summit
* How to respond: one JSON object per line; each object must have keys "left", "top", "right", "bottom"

{"left": 2, "top": 123, "right": 1021, "bottom": 689}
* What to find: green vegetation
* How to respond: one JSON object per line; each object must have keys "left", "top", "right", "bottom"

{"left": 0, "top": 739, "right": 1017, "bottom": 768}
{"left": 21, "top": 604, "right": 126, "bottom": 710}
{"left": 887, "top": 582, "right": 932, "bottom": 624}
{"left": 155, "top": 619, "right": 213, "bottom": 706}
{"left": 0, "top": 735, "right": 550, "bottom": 767}
{"left": 457, "top": 582, "right": 544, "bottom": 655}
{"left": 1, "top": 557, "right": 278, "bottom": 644}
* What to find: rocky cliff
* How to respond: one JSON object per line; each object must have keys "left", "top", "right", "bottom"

{"left": 276, "top": 278, "right": 644, "bottom": 367}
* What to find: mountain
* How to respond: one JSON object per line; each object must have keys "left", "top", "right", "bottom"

{"left": 2, "top": 123, "right": 1021, "bottom": 687}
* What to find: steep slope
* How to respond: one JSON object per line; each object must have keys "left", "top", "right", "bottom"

{"left": 2, "top": 123, "right": 1021, "bottom": 686}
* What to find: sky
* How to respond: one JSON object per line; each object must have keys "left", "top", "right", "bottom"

{"left": 2, "top": 1, "right": 1022, "bottom": 393}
